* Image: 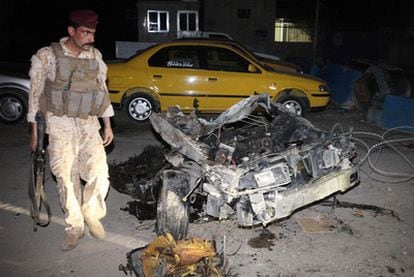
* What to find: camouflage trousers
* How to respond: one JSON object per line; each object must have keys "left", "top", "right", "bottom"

{"left": 46, "top": 114, "right": 109, "bottom": 234}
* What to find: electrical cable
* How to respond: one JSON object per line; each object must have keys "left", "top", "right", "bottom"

{"left": 332, "top": 125, "right": 414, "bottom": 183}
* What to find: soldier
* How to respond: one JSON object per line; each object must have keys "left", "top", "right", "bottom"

{"left": 28, "top": 9, "right": 114, "bottom": 251}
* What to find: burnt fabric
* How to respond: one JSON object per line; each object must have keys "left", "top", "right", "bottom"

{"left": 140, "top": 233, "right": 223, "bottom": 277}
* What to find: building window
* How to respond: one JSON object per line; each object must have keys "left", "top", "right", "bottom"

{"left": 147, "top": 10, "right": 169, "bottom": 32}
{"left": 177, "top": 11, "right": 198, "bottom": 32}
{"left": 274, "top": 18, "right": 311, "bottom": 42}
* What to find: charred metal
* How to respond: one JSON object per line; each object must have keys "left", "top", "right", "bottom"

{"left": 112, "top": 94, "right": 360, "bottom": 239}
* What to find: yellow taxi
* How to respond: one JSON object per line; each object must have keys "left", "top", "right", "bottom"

{"left": 107, "top": 40, "right": 330, "bottom": 122}
{"left": 178, "top": 38, "right": 303, "bottom": 74}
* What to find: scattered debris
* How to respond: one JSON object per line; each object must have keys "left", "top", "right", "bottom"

{"left": 120, "top": 201, "right": 156, "bottom": 220}
{"left": 322, "top": 198, "right": 400, "bottom": 220}
{"left": 386, "top": 265, "right": 396, "bottom": 274}
{"left": 330, "top": 214, "right": 354, "bottom": 235}
{"left": 109, "top": 145, "right": 168, "bottom": 199}
{"left": 296, "top": 214, "right": 336, "bottom": 234}
{"left": 247, "top": 229, "right": 276, "bottom": 249}
{"left": 351, "top": 210, "right": 364, "bottom": 218}
{"left": 119, "top": 233, "right": 226, "bottom": 277}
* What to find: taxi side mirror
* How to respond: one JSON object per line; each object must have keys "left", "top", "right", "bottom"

{"left": 248, "top": 64, "right": 259, "bottom": 73}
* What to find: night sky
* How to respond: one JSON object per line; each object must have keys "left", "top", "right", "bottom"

{"left": 1, "top": 0, "right": 413, "bottom": 67}
{"left": 0, "top": 0, "right": 137, "bottom": 63}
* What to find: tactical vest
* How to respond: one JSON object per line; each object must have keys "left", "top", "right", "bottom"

{"left": 43, "top": 43, "right": 110, "bottom": 119}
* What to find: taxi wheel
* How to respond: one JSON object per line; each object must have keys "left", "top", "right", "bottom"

{"left": 125, "top": 93, "right": 158, "bottom": 123}
{"left": 277, "top": 95, "right": 307, "bottom": 116}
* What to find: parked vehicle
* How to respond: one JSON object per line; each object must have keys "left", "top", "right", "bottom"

{"left": 0, "top": 72, "right": 30, "bottom": 124}
{"left": 177, "top": 38, "right": 302, "bottom": 74}
{"left": 179, "top": 32, "right": 284, "bottom": 62}
{"left": 107, "top": 40, "right": 330, "bottom": 123}
{"left": 184, "top": 31, "right": 234, "bottom": 40}
{"left": 110, "top": 95, "right": 360, "bottom": 239}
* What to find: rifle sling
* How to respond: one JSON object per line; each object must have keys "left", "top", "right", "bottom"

{"left": 29, "top": 158, "right": 51, "bottom": 231}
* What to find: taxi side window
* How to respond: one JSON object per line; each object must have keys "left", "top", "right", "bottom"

{"left": 148, "top": 46, "right": 200, "bottom": 69}
{"left": 202, "top": 46, "right": 250, "bottom": 72}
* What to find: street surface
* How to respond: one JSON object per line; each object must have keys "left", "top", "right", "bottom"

{"left": 0, "top": 108, "right": 413, "bottom": 276}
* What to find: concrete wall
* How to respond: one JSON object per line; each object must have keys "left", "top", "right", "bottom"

{"left": 133, "top": 0, "right": 414, "bottom": 67}
{"left": 134, "top": 0, "right": 314, "bottom": 61}
{"left": 202, "top": 0, "right": 275, "bottom": 54}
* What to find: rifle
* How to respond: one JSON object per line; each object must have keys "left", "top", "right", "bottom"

{"left": 28, "top": 111, "right": 51, "bottom": 231}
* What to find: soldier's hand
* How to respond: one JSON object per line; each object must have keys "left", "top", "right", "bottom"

{"left": 102, "top": 126, "right": 114, "bottom": 146}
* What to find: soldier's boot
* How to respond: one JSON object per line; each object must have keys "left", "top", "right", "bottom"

{"left": 85, "top": 215, "right": 105, "bottom": 239}
{"left": 61, "top": 229, "right": 83, "bottom": 251}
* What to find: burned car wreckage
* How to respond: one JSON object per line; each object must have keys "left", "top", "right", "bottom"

{"left": 111, "top": 94, "right": 360, "bottom": 239}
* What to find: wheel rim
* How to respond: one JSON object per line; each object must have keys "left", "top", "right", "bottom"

{"left": 282, "top": 100, "right": 302, "bottom": 116}
{"left": 128, "top": 97, "right": 152, "bottom": 121}
{"left": 0, "top": 96, "right": 24, "bottom": 122}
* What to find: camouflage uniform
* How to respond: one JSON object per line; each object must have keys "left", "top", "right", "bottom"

{"left": 28, "top": 37, "right": 114, "bottom": 235}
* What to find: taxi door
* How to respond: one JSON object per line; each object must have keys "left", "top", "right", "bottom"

{"left": 198, "top": 45, "right": 269, "bottom": 112}
{"left": 147, "top": 45, "right": 206, "bottom": 111}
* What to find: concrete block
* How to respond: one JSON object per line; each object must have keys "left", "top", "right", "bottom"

{"left": 378, "top": 95, "right": 414, "bottom": 129}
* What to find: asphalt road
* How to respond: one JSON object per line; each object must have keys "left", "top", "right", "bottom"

{"left": 0, "top": 113, "right": 158, "bottom": 276}
{"left": 0, "top": 109, "right": 413, "bottom": 276}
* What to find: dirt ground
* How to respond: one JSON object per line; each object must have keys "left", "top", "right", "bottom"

{"left": 0, "top": 105, "right": 413, "bottom": 277}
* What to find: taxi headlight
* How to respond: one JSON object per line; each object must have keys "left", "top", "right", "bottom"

{"left": 319, "top": 84, "right": 330, "bottom": 92}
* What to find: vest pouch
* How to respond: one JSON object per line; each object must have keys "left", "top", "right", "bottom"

{"left": 47, "top": 88, "right": 65, "bottom": 116}
{"left": 69, "top": 60, "right": 98, "bottom": 91}
{"left": 90, "top": 91, "right": 107, "bottom": 115}
{"left": 65, "top": 91, "right": 83, "bottom": 118}
{"left": 70, "top": 78, "right": 97, "bottom": 92}
{"left": 56, "top": 58, "right": 72, "bottom": 88}
{"left": 79, "top": 92, "right": 94, "bottom": 119}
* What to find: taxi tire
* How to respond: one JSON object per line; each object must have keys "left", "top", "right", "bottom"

{"left": 277, "top": 95, "right": 307, "bottom": 117}
{"left": 124, "top": 93, "right": 159, "bottom": 123}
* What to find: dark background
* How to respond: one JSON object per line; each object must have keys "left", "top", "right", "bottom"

{"left": 1, "top": 0, "right": 414, "bottom": 68}
{"left": 0, "top": 0, "right": 138, "bottom": 63}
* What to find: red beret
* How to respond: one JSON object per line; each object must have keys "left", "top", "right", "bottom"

{"left": 69, "top": 9, "right": 98, "bottom": 28}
